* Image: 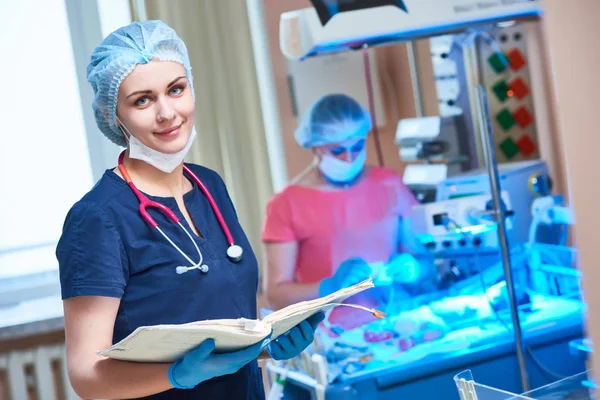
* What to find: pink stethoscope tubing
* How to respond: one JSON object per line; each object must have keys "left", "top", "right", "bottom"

{"left": 117, "top": 151, "right": 243, "bottom": 274}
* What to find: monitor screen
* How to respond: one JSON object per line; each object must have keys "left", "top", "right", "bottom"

{"left": 310, "top": 0, "right": 407, "bottom": 25}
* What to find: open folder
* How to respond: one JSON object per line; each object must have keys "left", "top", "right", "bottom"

{"left": 97, "top": 280, "right": 374, "bottom": 363}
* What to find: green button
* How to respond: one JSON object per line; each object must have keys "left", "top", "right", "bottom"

{"left": 488, "top": 52, "right": 509, "bottom": 74}
{"left": 496, "top": 109, "right": 516, "bottom": 131}
{"left": 500, "top": 138, "right": 520, "bottom": 159}
{"left": 492, "top": 80, "right": 510, "bottom": 102}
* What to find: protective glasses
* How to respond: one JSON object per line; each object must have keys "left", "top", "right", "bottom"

{"left": 323, "top": 139, "right": 366, "bottom": 157}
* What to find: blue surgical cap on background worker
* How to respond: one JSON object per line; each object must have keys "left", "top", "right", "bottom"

{"left": 294, "top": 93, "right": 372, "bottom": 149}
{"left": 87, "top": 20, "right": 195, "bottom": 147}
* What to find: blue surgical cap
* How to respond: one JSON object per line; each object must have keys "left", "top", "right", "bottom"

{"left": 294, "top": 94, "right": 372, "bottom": 149}
{"left": 87, "top": 20, "right": 194, "bottom": 147}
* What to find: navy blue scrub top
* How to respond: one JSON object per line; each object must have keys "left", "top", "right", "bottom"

{"left": 56, "top": 164, "right": 264, "bottom": 400}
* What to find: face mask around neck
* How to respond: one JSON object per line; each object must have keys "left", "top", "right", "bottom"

{"left": 318, "top": 149, "right": 366, "bottom": 184}
{"left": 119, "top": 120, "right": 197, "bottom": 173}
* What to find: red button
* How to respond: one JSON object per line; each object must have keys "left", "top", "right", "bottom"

{"left": 510, "top": 77, "right": 530, "bottom": 100}
{"left": 513, "top": 106, "right": 533, "bottom": 128}
{"left": 517, "top": 135, "right": 536, "bottom": 156}
{"left": 507, "top": 48, "right": 526, "bottom": 71}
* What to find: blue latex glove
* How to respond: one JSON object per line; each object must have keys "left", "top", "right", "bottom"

{"left": 319, "top": 257, "right": 372, "bottom": 297}
{"left": 383, "top": 253, "right": 421, "bottom": 284}
{"left": 268, "top": 312, "right": 325, "bottom": 360}
{"left": 168, "top": 333, "right": 271, "bottom": 389}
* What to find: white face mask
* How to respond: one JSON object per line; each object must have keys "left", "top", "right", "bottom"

{"left": 119, "top": 120, "right": 197, "bottom": 173}
{"left": 318, "top": 149, "right": 366, "bottom": 183}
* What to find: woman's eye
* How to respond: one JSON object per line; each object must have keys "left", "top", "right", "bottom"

{"left": 352, "top": 142, "right": 365, "bottom": 152}
{"left": 330, "top": 147, "right": 345, "bottom": 156}
{"left": 135, "top": 97, "right": 150, "bottom": 106}
{"left": 170, "top": 86, "right": 184, "bottom": 95}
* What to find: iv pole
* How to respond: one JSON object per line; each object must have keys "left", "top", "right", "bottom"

{"left": 475, "top": 84, "right": 530, "bottom": 392}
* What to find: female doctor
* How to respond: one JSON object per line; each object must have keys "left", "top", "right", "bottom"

{"left": 56, "top": 20, "right": 323, "bottom": 400}
{"left": 262, "top": 94, "right": 420, "bottom": 310}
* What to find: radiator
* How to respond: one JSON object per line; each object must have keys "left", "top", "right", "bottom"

{"left": 0, "top": 343, "right": 78, "bottom": 400}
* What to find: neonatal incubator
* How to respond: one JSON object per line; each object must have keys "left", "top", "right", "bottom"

{"left": 266, "top": 161, "right": 584, "bottom": 400}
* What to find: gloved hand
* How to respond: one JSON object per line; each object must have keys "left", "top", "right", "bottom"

{"left": 267, "top": 312, "right": 325, "bottom": 360}
{"left": 168, "top": 333, "right": 271, "bottom": 389}
{"left": 319, "top": 257, "right": 372, "bottom": 297}
{"left": 383, "top": 253, "right": 421, "bottom": 284}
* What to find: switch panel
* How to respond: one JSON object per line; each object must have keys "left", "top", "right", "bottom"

{"left": 478, "top": 24, "right": 540, "bottom": 162}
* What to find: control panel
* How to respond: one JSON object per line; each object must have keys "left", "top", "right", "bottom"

{"left": 479, "top": 24, "right": 540, "bottom": 162}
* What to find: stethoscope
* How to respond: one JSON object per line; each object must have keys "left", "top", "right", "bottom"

{"left": 117, "top": 151, "right": 243, "bottom": 274}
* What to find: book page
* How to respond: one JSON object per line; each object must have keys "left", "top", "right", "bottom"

{"left": 264, "top": 280, "right": 374, "bottom": 338}
{"left": 98, "top": 280, "right": 374, "bottom": 363}
{"left": 97, "top": 319, "right": 270, "bottom": 363}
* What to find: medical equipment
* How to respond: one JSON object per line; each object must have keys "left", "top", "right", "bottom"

{"left": 395, "top": 116, "right": 469, "bottom": 166}
{"left": 267, "top": 366, "right": 289, "bottom": 400}
{"left": 436, "top": 160, "right": 550, "bottom": 245}
{"left": 395, "top": 115, "right": 473, "bottom": 203}
{"left": 117, "top": 151, "right": 243, "bottom": 273}
{"left": 267, "top": 242, "right": 584, "bottom": 399}
{"left": 279, "top": 0, "right": 541, "bottom": 60}
{"left": 402, "top": 164, "right": 448, "bottom": 203}
{"left": 410, "top": 191, "right": 513, "bottom": 253}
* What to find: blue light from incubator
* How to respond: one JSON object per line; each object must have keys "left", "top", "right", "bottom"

{"left": 582, "top": 380, "right": 599, "bottom": 389}
{"left": 374, "top": 256, "right": 421, "bottom": 285}
{"left": 459, "top": 224, "right": 496, "bottom": 236}
{"left": 304, "top": 9, "right": 542, "bottom": 59}
{"left": 416, "top": 224, "right": 496, "bottom": 244}
{"left": 416, "top": 233, "right": 435, "bottom": 244}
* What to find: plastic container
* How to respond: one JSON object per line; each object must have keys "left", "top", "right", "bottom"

{"left": 455, "top": 369, "right": 595, "bottom": 400}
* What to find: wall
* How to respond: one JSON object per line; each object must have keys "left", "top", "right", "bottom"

{"left": 542, "top": 0, "right": 600, "bottom": 383}
{"left": 524, "top": 20, "right": 568, "bottom": 197}
{"left": 263, "top": 0, "right": 440, "bottom": 182}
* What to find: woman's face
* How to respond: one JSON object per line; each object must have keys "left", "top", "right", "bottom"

{"left": 116, "top": 60, "right": 195, "bottom": 154}
{"left": 314, "top": 138, "right": 366, "bottom": 162}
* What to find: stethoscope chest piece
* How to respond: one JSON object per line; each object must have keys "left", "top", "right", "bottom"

{"left": 227, "top": 245, "right": 243, "bottom": 263}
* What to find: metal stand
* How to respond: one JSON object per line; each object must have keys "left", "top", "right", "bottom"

{"left": 407, "top": 41, "right": 424, "bottom": 118}
{"left": 362, "top": 47, "right": 385, "bottom": 167}
{"left": 475, "top": 85, "right": 530, "bottom": 392}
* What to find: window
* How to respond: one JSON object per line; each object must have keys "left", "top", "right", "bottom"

{"left": 0, "top": 0, "right": 130, "bottom": 282}
{"left": 0, "top": 0, "right": 93, "bottom": 280}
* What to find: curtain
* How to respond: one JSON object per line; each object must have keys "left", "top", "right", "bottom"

{"left": 140, "top": 0, "right": 274, "bottom": 278}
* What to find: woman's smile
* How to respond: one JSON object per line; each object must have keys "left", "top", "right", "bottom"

{"left": 154, "top": 122, "right": 183, "bottom": 140}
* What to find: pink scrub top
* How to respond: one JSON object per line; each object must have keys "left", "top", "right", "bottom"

{"left": 261, "top": 167, "right": 418, "bottom": 284}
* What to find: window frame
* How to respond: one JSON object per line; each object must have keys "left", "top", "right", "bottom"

{"left": 0, "top": 0, "right": 130, "bottom": 303}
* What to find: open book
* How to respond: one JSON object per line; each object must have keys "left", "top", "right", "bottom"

{"left": 97, "top": 280, "right": 375, "bottom": 363}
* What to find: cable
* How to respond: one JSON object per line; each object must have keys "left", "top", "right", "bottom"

{"left": 472, "top": 247, "right": 567, "bottom": 381}
{"left": 443, "top": 216, "right": 567, "bottom": 380}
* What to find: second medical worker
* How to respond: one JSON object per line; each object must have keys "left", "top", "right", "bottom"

{"left": 262, "top": 94, "right": 420, "bottom": 310}
{"left": 56, "top": 20, "right": 323, "bottom": 400}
